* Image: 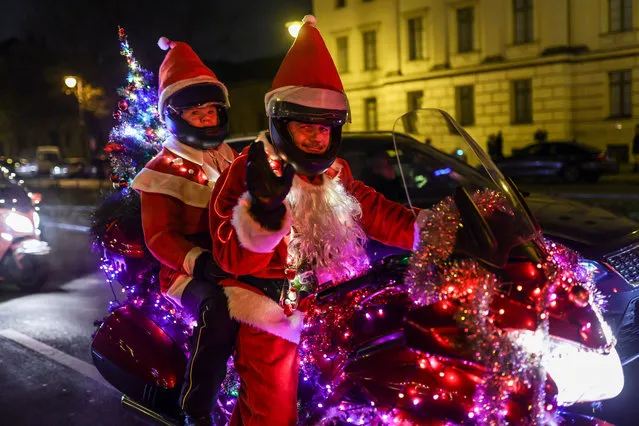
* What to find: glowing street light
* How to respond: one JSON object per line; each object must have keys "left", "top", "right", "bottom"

{"left": 64, "top": 76, "right": 78, "bottom": 89}
{"left": 64, "top": 75, "right": 87, "bottom": 158}
{"left": 286, "top": 21, "right": 302, "bottom": 38}
{"left": 63, "top": 76, "right": 84, "bottom": 123}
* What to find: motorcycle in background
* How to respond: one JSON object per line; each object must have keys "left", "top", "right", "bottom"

{"left": 0, "top": 177, "right": 50, "bottom": 292}
{"left": 91, "top": 109, "right": 622, "bottom": 425}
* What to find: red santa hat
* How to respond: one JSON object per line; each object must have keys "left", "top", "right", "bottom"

{"left": 156, "top": 37, "right": 229, "bottom": 116}
{"left": 264, "top": 15, "right": 349, "bottom": 116}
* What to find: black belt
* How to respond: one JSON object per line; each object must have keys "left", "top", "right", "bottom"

{"left": 236, "top": 275, "right": 287, "bottom": 303}
{"left": 200, "top": 257, "right": 287, "bottom": 304}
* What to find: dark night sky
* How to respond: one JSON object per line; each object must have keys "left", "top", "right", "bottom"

{"left": 0, "top": 0, "right": 312, "bottom": 62}
{"left": 0, "top": 0, "right": 314, "bottom": 150}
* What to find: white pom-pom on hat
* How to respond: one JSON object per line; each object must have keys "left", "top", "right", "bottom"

{"left": 158, "top": 36, "right": 172, "bottom": 51}
{"left": 302, "top": 15, "right": 317, "bottom": 26}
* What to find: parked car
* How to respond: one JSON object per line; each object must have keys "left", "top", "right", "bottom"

{"left": 15, "top": 161, "right": 39, "bottom": 178}
{"left": 227, "top": 132, "right": 639, "bottom": 364}
{"left": 50, "top": 157, "right": 88, "bottom": 178}
{"left": 16, "top": 146, "right": 63, "bottom": 178}
{"left": 50, "top": 157, "right": 110, "bottom": 179}
{"left": 495, "top": 141, "right": 618, "bottom": 183}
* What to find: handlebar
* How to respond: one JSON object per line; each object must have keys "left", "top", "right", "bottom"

{"left": 315, "top": 255, "right": 408, "bottom": 304}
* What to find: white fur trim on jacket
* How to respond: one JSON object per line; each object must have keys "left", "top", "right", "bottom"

{"left": 223, "top": 286, "right": 305, "bottom": 344}
{"left": 159, "top": 76, "right": 230, "bottom": 117}
{"left": 183, "top": 246, "right": 207, "bottom": 276}
{"left": 165, "top": 274, "right": 192, "bottom": 307}
{"left": 264, "top": 85, "right": 349, "bottom": 113}
{"left": 131, "top": 167, "right": 211, "bottom": 208}
{"left": 231, "top": 191, "right": 292, "bottom": 253}
{"left": 163, "top": 136, "right": 205, "bottom": 166}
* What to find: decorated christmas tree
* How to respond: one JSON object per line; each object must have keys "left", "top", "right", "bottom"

{"left": 90, "top": 27, "right": 192, "bottom": 348}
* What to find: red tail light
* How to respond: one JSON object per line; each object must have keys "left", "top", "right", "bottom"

{"left": 594, "top": 152, "right": 608, "bottom": 160}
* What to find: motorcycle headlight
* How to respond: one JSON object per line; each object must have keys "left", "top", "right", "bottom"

{"left": 579, "top": 260, "right": 608, "bottom": 281}
{"left": 5, "top": 212, "right": 34, "bottom": 233}
{"left": 512, "top": 330, "right": 623, "bottom": 405}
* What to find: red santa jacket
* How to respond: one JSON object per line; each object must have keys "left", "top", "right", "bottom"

{"left": 131, "top": 137, "right": 237, "bottom": 304}
{"left": 209, "top": 142, "right": 423, "bottom": 344}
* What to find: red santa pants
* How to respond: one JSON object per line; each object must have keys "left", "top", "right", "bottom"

{"left": 229, "top": 323, "right": 299, "bottom": 426}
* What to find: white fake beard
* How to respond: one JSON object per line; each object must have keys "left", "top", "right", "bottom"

{"left": 286, "top": 174, "right": 369, "bottom": 286}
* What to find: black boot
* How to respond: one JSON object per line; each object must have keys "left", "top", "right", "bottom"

{"left": 179, "top": 280, "right": 239, "bottom": 424}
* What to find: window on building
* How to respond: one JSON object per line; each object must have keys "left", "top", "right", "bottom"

{"left": 408, "top": 17, "right": 424, "bottom": 61}
{"left": 363, "top": 30, "right": 377, "bottom": 70}
{"left": 609, "top": 0, "right": 633, "bottom": 32}
{"left": 365, "top": 97, "right": 378, "bottom": 131}
{"left": 512, "top": 79, "right": 533, "bottom": 124}
{"left": 336, "top": 37, "right": 349, "bottom": 72}
{"left": 404, "top": 91, "right": 424, "bottom": 132}
{"left": 513, "top": 0, "right": 534, "bottom": 44}
{"left": 609, "top": 70, "right": 632, "bottom": 117}
{"left": 456, "top": 86, "right": 475, "bottom": 126}
{"left": 457, "top": 7, "right": 474, "bottom": 53}
{"left": 336, "top": 0, "right": 346, "bottom": 8}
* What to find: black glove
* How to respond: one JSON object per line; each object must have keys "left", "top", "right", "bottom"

{"left": 246, "top": 141, "right": 295, "bottom": 230}
{"left": 192, "top": 252, "right": 229, "bottom": 283}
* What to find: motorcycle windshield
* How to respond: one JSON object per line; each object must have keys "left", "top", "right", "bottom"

{"left": 391, "top": 109, "right": 540, "bottom": 265}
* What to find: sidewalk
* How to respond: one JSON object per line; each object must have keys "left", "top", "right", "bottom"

{"left": 602, "top": 164, "right": 639, "bottom": 185}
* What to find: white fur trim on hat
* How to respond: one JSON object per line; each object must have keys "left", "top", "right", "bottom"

{"left": 302, "top": 15, "right": 317, "bottom": 26}
{"left": 224, "top": 285, "right": 305, "bottom": 344}
{"left": 264, "top": 85, "right": 349, "bottom": 114}
{"left": 230, "top": 191, "right": 292, "bottom": 253}
{"left": 158, "top": 76, "right": 230, "bottom": 117}
{"left": 157, "top": 36, "right": 172, "bottom": 51}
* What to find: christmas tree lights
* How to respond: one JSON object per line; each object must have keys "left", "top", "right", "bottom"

{"left": 91, "top": 27, "right": 190, "bottom": 348}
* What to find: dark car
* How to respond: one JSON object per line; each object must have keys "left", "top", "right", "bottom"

{"left": 50, "top": 157, "right": 110, "bottom": 179}
{"left": 226, "top": 132, "right": 639, "bottom": 363}
{"left": 50, "top": 157, "right": 88, "bottom": 178}
{"left": 495, "top": 141, "right": 618, "bottom": 183}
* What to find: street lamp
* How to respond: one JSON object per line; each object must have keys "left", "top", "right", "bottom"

{"left": 64, "top": 76, "right": 77, "bottom": 89}
{"left": 64, "top": 75, "right": 87, "bottom": 159}
{"left": 64, "top": 75, "right": 84, "bottom": 126}
{"left": 286, "top": 21, "right": 302, "bottom": 38}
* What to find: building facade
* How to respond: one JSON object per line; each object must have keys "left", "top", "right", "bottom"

{"left": 314, "top": 0, "right": 639, "bottom": 160}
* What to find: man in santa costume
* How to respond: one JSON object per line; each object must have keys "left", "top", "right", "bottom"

{"left": 209, "top": 15, "right": 427, "bottom": 425}
{"left": 131, "top": 37, "right": 238, "bottom": 426}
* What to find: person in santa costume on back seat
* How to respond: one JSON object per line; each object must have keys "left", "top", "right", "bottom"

{"left": 131, "top": 37, "right": 238, "bottom": 426}
{"left": 209, "top": 15, "right": 429, "bottom": 426}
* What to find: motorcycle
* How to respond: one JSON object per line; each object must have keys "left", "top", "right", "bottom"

{"left": 0, "top": 176, "right": 50, "bottom": 292}
{"left": 91, "top": 109, "right": 622, "bottom": 425}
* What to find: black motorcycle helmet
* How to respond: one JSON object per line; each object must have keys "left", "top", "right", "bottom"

{"left": 267, "top": 98, "right": 349, "bottom": 177}
{"left": 163, "top": 83, "right": 230, "bottom": 150}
